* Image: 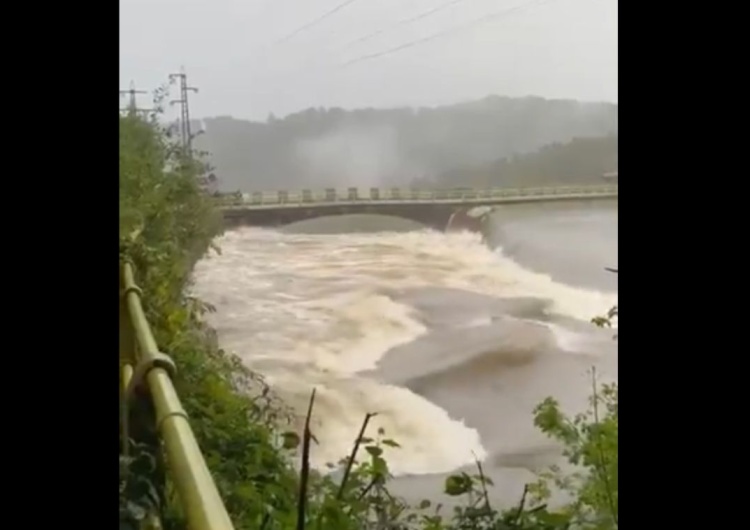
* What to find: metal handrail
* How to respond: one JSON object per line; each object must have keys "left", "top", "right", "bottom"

{"left": 120, "top": 262, "right": 235, "bottom": 530}
{"left": 215, "top": 184, "right": 618, "bottom": 208}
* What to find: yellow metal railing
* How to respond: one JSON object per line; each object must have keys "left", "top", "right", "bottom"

{"left": 215, "top": 184, "right": 618, "bottom": 208}
{"left": 120, "top": 262, "right": 235, "bottom": 530}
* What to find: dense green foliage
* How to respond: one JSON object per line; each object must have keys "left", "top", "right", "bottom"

{"left": 119, "top": 111, "right": 618, "bottom": 530}
{"left": 193, "top": 96, "right": 617, "bottom": 191}
{"left": 119, "top": 109, "right": 300, "bottom": 529}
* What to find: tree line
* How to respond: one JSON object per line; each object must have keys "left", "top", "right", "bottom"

{"left": 193, "top": 95, "right": 618, "bottom": 192}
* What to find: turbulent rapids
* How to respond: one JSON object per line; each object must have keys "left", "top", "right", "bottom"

{"left": 192, "top": 203, "right": 617, "bottom": 505}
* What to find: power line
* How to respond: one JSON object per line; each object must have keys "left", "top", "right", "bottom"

{"left": 275, "top": 0, "right": 363, "bottom": 45}
{"left": 344, "top": 0, "right": 476, "bottom": 49}
{"left": 343, "top": 0, "right": 552, "bottom": 66}
{"left": 342, "top": 0, "right": 559, "bottom": 67}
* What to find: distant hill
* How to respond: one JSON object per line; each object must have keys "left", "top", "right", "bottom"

{"left": 192, "top": 95, "right": 618, "bottom": 191}
{"left": 432, "top": 135, "right": 618, "bottom": 188}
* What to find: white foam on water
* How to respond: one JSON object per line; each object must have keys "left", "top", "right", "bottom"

{"left": 192, "top": 226, "right": 616, "bottom": 476}
{"left": 544, "top": 323, "right": 590, "bottom": 353}
{"left": 281, "top": 291, "right": 427, "bottom": 373}
{"left": 268, "top": 369, "right": 486, "bottom": 476}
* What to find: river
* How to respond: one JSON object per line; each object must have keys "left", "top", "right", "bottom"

{"left": 192, "top": 199, "right": 618, "bottom": 509}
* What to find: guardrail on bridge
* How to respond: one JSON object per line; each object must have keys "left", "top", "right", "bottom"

{"left": 215, "top": 184, "right": 618, "bottom": 207}
{"left": 120, "top": 262, "right": 234, "bottom": 530}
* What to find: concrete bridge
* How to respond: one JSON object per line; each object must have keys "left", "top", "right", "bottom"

{"left": 219, "top": 184, "right": 618, "bottom": 231}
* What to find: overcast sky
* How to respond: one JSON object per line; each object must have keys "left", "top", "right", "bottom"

{"left": 120, "top": 0, "right": 617, "bottom": 121}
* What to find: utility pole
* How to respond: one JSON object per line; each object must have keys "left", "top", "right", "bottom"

{"left": 119, "top": 81, "right": 153, "bottom": 116}
{"left": 169, "top": 67, "right": 199, "bottom": 153}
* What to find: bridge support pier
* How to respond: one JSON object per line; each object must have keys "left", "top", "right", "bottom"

{"left": 445, "top": 207, "right": 489, "bottom": 233}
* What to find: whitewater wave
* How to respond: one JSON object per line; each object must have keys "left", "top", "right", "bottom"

{"left": 266, "top": 369, "right": 486, "bottom": 475}
{"left": 193, "top": 222, "right": 616, "bottom": 477}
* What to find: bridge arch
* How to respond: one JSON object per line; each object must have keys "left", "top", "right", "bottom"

{"left": 223, "top": 202, "right": 469, "bottom": 232}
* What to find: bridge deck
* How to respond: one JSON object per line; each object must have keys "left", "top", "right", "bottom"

{"left": 218, "top": 184, "right": 618, "bottom": 210}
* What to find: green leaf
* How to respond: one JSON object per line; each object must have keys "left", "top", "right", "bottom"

{"left": 281, "top": 431, "right": 300, "bottom": 449}
{"left": 365, "top": 445, "right": 383, "bottom": 457}
{"left": 372, "top": 455, "right": 388, "bottom": 478}
{"left": 444, "top": 474, "right": 473, "bottom": 496}
{"left": 381, "top": 438, "right": 400, "bottom": 448}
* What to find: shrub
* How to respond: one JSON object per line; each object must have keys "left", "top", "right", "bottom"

{"left": 119, "top": 109, "right": 300, "bottom": 529}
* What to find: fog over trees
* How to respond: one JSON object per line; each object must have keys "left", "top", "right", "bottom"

{"left": 192, "top": 95, "right": 618, "bottom": 191}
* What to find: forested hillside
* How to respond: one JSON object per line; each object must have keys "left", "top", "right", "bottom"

{"left": 430, "top": 134, "right": 618, "bottom": 188}
{"left": 193, "top": 95, "right": 618, "bottom": 191}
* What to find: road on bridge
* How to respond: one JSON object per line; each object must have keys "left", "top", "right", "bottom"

{"left": 217, "top": 184, "right": 618, "bottom": 231}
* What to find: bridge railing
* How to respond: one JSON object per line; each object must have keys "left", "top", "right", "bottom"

{"left": 120, "top": 262, "right": 235, "bottom": 530}
{"left": 215, "top": 184, "right": 618, "bottom": 207}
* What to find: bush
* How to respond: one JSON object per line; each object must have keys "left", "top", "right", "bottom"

{"left": 521, "top": 307, "right": 618, "bottom": 529}
{"left": 119, "top": 109, "right": 300, "bottom": 529}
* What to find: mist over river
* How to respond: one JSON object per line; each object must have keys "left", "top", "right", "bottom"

{"left": 192, "top": 200, "right": 617, "bottom": 508}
